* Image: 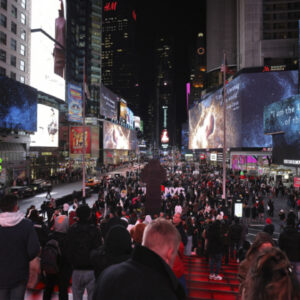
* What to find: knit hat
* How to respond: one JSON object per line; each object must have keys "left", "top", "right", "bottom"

{"left": 266, "top": 218, "right": 272, "bottom": 224}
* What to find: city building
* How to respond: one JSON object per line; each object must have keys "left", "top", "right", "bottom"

{"left": 0, "top": 0, "right": 30, "bottom": 84}
{"left": 102, "top": 0, "right": 140, "bottom": 115}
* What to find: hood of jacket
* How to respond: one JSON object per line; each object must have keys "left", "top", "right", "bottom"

{"left": 0, "top": 211, "right": 25, "bottom": 227}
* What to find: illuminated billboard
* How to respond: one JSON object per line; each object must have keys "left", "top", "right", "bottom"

{"left": 119, "top": 100, "right": 127, "bottom": 122}
{"left": 0, "top": 77, "right": 37, "bottom": 132}
{"left": 70, "top": 126, "right": 91, "bottom": 155}
{"left": 127, "top": 107, "right": 134, "bottom": 128}
{"left": 68, "top": 83, "right": 82, "bottom": 123}
{"left": 100, "top": 84, "right": 118, "bottom": 120}
{"left": 103, "top": 121, "right": 137, "bottom": 150}
{"left": 189, "top": 71, "right": 298, "bottom": 149}
{"left": 30, "top": 104, "right": 59, "bottom": 147}
{"left": 30, "top": 0, "right": 66, "bottom": 101}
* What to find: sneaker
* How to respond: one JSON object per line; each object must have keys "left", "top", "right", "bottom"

{"left": 214, "top": 275, "right": 223, "bottom": 280}
{"left": 209, "top": 274, "right": 215, "bottom": 280}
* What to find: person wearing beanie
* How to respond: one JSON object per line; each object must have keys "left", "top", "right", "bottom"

{"left": 263, "top": 218, "right": 274, "bottom": 236}
{"left": 65, "top": 205, "right": 102, "bottom": 300}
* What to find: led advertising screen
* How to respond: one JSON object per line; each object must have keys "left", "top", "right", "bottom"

{"left": 103, "top": 121, "right": 137, "bottom": 150}
{"left": 70, "top": 126, "right": 91, "bottom": 155}
{"left": 68, "top": 83, "right": 82, "bottom": 123}
{"left": 0, "top": 77, "right": 37, "bottom": 132}
{"left": 268, "top": 95, "right": 300, "bottom": 163}
{"left": 134, "top": 116, "right": 141, "bottom": 130}
{"left": 30, "top": 0, "right": 66, "bottom": 101}
{"left": 119, "top": 100, "right": 127, "bottom": 122}
{"left": 100, "top": 84, "right": 118, "bottom": 120}
{"left": 189, "top": 71, "right": 298, "bottom": 149}
{"left": 127, "top": 107, "right": 134, "bottom": 128}
{"left": 30, "top": 104, "right": 59, "bottom": 147}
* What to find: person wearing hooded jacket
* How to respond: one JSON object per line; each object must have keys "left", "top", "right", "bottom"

{"left": 0, "top": 194, "right": 40, "bottom": 300}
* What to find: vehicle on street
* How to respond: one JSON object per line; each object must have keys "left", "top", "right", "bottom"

{"left": 10, "top": 186, "right": 35, "bottom": 199}
{"left": 30, "top": 179, "right": 52, "bottom": 193}
{"left": 85, "top": 177, "right": 101, "bottom": 191}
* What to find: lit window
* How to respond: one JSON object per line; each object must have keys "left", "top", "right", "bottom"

{"left": 20, "top": 75, "right": 25, "bottom": 83}
{"left": 20, "top": 13, "right": 26, "bottom": 24}
{"left": 21, "top": 0, "right": 26, "bottom": 9}
{"left": 20, "top": 60, "right": 25, "bottom": 71}
{"left": 21, "top": 30, "right": 26, "bottom": 40}
{"left": 20, "top": 44, "right": 25, "bottom": 55}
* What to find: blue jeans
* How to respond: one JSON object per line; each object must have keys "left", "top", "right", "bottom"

{"left": 0, "top": 281, "right": 27, "bottom": 300}
{"left": 209, "top": 254, "right": 222, "bottom": 275}
{"left": 72, "top": 270, "right": 95, "bottom": 300}
{"left": 184, "top": 236, "right": 193, "bottom": 256}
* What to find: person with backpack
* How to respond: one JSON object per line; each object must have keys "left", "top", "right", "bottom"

{"left": 65, "top": 205, "right": 102, "bottom": 300}
{"left": 0, "top": 194, "right": 40, "bottom": 300}
{"left": 42, "top": 209, "right": 72, "bottom": 300}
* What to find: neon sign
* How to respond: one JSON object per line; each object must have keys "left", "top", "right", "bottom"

{"left": 161, "top": 129, "right": 169, "bottom": 144}
{"left": 104, "top": 1, "right": 117, "bottom": 11}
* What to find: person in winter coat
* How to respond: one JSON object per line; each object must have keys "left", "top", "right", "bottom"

{"left": 279, "top": 212, "right": 300, "bottom": 283}
{"left": 65, "top": 205, "right": 102, "bottom": 300}
{"left": 0, "top": 194, "right": 40, "bottom": 300}
{"left": 229, "top": 217, "right": 243, "bottom": 261}
{"left": 90, "top": 224, "right": 132, "bottom": 279}
{"left": 263, "top": 218, "right": 275, "bottom": 236}
{"left": 93, "top": 218, "right": 185, "bottom": 300}
{"left": 206, "top": 220, "right": 224, "bottom": 280}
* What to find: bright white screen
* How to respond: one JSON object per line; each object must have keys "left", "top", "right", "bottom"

{"left": 234, "top": 203, "right": 243, "bottom": 218}
{"left": 30, "top": 104, "right": 59, "bottom": 147}
{"left": 30, "top": 0, "right": 65, "bottom": 101}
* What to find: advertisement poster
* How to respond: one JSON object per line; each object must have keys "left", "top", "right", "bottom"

{"left": 119, "top": 100, "right": 127, "bottom": 122}
{"left": 30, "top": 104, "right": 58, "bottom": 147}
{"left": 100, "top": 84, "right": 118, "bottom": 120}
{"left": 68, "top": 83, "right": 82, "bottom": 123}
{"left": 70, "top": 126, "right": 91, "bottom": 155}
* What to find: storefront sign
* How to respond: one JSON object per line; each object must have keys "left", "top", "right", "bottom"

{"left": 210, "top": 153, "right": 217, "bottom": 161}
{"left": 284, "top": 159, "right": 300, "bottom": 165}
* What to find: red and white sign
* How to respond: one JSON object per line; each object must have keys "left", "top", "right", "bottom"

{"left": 70, "top": 126, "right": 91, "bottom": 155}
{"left": 294, "top": 177, "right": 300, "bottom": 188}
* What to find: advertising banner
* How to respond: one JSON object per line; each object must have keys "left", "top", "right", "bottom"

{"left": 30, "top": 104, "right": 58, "bottom": 147}
{"left": 100, "top": 84, "right": 118, "bottom": 120}
{"left": 294, "top": 177, "right": 300, "bottom": 188}
{"left": 119, "top": 100, "right": 127, "bottom": 122}
{"left": 68, "top": 83, "right": 82, "bottom": 123}
{"left": 70, "top": 126, "right": 91, "bottom": 155}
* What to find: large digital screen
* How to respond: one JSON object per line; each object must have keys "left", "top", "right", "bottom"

{"left": 30, "top": 0, "right": 66, "bottom": 101}
{"left": 30, "top": 104, "right": 58, "bottom": 147}
{"left": 0, "top": 77, "right": 37, "bottom": 132}
{"left": 70, "top": 126, "right": 91, "bottom": 155}
{"left": 100, "top": 84, "right": 118, "bottom": 120}
{"left": 119, "top": 100, "right": 127, "bottom": 122}
{"left": 127, "top": 107, "right": 134, "bottom": 128}
{"left": 189, "top": 71, "right": 298, "bottom": 149}
{"left": 267, "top": 95, "right": 300, "bottom": 163}
{"left": 103, "top": 121, "right": 137, "bottom": 150}
{"left": 68, "top": 83, "right": 82, "bottom": 123}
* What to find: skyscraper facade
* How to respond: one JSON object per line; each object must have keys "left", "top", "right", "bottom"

{"left": 0, "top": 0, "right": 30, "bottom": 84}
{"left": 102, "top": 0, "right": 140, "bottom": 115}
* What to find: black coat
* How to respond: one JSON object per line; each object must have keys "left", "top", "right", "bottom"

{"left": 279, "top": 226, "right": 300, "bottom": 262}
{"left": 93, "top": 245, "right": 186, "bottom": 300}
{"left": 206, "top": 221, "right": 223, "bottom": 255}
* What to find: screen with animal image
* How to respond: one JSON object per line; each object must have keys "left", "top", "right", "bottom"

{"left": 189, "top": 70, "right": 298, "bottom": 149}
{"left": 0, "top": 77, "right": 37, "bottom": 132}
{"left": 103, "top": 121, "right": 137, "bottom": 150}
{"left": 30, "top": 104, "right": 59, "bottom": 147}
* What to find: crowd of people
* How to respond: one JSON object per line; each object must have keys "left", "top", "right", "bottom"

{"left": 0, "top": 160, "right": 300, "bottom": 300}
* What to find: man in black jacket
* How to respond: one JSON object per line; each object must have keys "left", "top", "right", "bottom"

{"left": 229, "top": 217, "right": 243, "bottom": 262}
{"left": 65, "top": 205, "right": 102, "bottom": 300}
{"left": 93, "top": 218, "right": 185, "bottom": 300}
{"left": 0, "top": 194, "right": 40, "bottom": 300}
{"left": 279, "top": 212, "right": 300, "bottom": 283}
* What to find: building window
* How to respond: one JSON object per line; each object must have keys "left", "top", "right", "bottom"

{"left": 10, "top": 71, "right": 16, "bottom": 80}
{"left": 0, "top": 14, "right": 7, "bottom": 28}
{"left": 1, "top": 0, "right": 7, "bottom": 10}
{"left": 10, "top": 55, "right": 16, "bottom": 67}
{"left": 20, "top": 44, "right": 25, "bottom": 56}
{"left": 21, "top": 0, "right": 26, "bottom": 9}
{"left": 11, "top": 21, "right": 17, "bottom": 34}
{"left": 20, "top": 13, "right": 26, "bottom": 24}
{"left": 0, "top": 31, "right": 6, "bottom": 45}
{"left": 20, "top": 75, "right": 25, "bottom": 83}
{"left": 20, "top": 30, "right": 26, "bottom": 40}
{"left": 10, "top": 38, "right": 17, "bottom": 51}
{"left": 11, "top": 5, "right": 17, "bottom": 18}
{"left": 0, "top": 66, "right": 5, "bottom": 76}
{"left": 0, "top": 49, "right": 6, "bottom": 62}
{"left": 20, "top": 59, "right": 25, "bottom": 71}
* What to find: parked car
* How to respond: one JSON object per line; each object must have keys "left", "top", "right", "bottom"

{"left": 30, "top": 179, "right": 52, "bottom": 193}
{"left": 10, "top": 186, "right": 35, "bottom": 199}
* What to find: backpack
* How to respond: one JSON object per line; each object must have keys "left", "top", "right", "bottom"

{"left": 40, "top": 239, "right": 61, "bottom": 275}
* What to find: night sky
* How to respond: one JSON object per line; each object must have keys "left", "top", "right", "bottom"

{"left": 135, "top": 0, "right": 205, "bottom": 130}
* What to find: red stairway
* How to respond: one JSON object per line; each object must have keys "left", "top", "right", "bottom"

{"left": 183, "top": 255, "right": 240, "bottom": 300}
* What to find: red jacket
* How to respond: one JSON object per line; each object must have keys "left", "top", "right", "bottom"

{"left": 172, "top": 242, "right": 185, "bottom": 278}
